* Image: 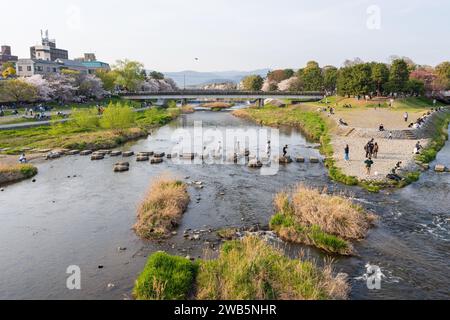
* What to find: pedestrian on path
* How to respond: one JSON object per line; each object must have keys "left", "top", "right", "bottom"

{"left": 344, "top": 144, "right": 350, "bottom": 162}
{"left": 365, "top": 157, "right": 374, "bottom": 176}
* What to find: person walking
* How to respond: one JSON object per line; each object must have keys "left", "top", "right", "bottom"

{"left": 404, "top": 112, "right": 409, "bottom": 123}
{"left": 373, "top": 143, "right": 379, "bottom": 159}
{"left": 365, "top": 157, "right": 374, "bottom": 176}
{"left": 283, "top": 145, "right": 288, "bottom": 157}
{"left": 344, "top": 145, "right": 350, "bottom": 162}
{"left": 266, "top": 140, "right": 271, "bottom": 157}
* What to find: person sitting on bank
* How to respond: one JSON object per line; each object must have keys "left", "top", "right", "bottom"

{"left": 379, "top": 124, "right": 385, "bottom": 131}
{"left": 339, "top": 118, "right": 348, "bottom": 126}
{"left": 19, "top": 153, "right": 27, "bottom": 164}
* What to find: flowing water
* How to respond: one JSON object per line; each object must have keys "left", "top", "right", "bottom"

{"left": 0, "top": 110, "right": 448, "bottom": 300}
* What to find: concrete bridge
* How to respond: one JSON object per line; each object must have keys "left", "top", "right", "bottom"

{"left": 121, "top": 90, "right": 325, "bottom": 106}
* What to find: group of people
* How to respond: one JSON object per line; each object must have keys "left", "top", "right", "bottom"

{"left": 407, "top": 108, "right": 443, "bottom": 130}
{"left": 363, "top": 139, "right": 380, "bottom": 176}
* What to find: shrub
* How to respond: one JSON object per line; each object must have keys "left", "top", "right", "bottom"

{"left": 71, "top": 108, "right": 99, "bottom": 130}
{"left": 133, "top": 252, "right": 198, "bottom": 300}
{"left": 270, "top": 185, "right": 376, "bottom": 255}
{"left": 196, "top": 236, "right": 349, "bottom": 300}
{"left": 99, "top": 102, "right": 135, "bottom": 132}
{"left": 134, "top": 175, "right": 190, "bottom": 239}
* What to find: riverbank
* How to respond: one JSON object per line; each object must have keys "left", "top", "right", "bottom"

{"left": 232, "top": 98, "right": 449, "bottom": 192}
{"left": 0, "top": 107, "right": 180, "bottom": 155}
{"left": 0, "top": 163, "right": 37, "bottom": 186}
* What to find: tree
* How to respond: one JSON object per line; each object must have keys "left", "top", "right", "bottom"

{"left": 388, "top": 59, "right": 410, "bottom": 93}
{"left": 435, "top": 61, "right": 450, "bottom": 90}
{"left": 0, "top": 79, "right": 37, "bottom": 102}
{"left": 410, "top": 67, "right": 439, "bottom": 93}
{"left": 371, "top": 63, "right": 389, "bottom": 95}
{"left": 405, "top": 79, "right": 425, "bottom": 95}
{"left": 267, "top": 69, "right": 290, "bottom": 83}
{"left": 283, "top": 69, "right": 294, "bottom": 79}
{"left": 323, "top": 66, "right": 338, "bottom": 92}
{"left": 70, "top": 108, "right": 100, "bottom": 130}
{"left": 2, "top": 66, "right": 16, "bottom": 78}
{"left": 113, "top": 60, "right": 145, "bottom": 92}
{"left": 149, "top": 71, "right": 165, "bottom": 80}
{"left": 46, "top": 73, "right": 78, "bottom": 103}
{"left": 23, "top": 75, "right": 54, "bottom": 101}
{"left": 337, "top": 64, "right": 373, "bottom": 96}
{"left": 241, "top": 75, "right": 264, "bottom": 91}
{"left": 343, "top": 57, "right": 364, "bottom": 67}
{"left": 298, "top": 61, "right": 323, "bottom": 91}
{"left": 95, "top": 69, "right": 118, "bottom": 92}
{"left": 77, "top": 74, "right": 108, "bottom": 99}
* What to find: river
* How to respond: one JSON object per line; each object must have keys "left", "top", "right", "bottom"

{"left": 0, "top": 110, "right": 448, "bottom": 300}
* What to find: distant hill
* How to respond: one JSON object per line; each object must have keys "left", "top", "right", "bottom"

{"left": 163, "top": 69, "right": 270, "bottom": 88}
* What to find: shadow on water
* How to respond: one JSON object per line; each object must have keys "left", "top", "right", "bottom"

{"left": 0, "top": 111, "right": 448, "bottom": 300}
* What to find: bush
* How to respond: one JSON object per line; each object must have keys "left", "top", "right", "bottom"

{"left": 134, "top": 175, "right": 190, "bottom": 239}
{"left": 71, "top": 108, "right": 99, "bottom": 130}
{"left": 196, "top": 236, "right": 349, "bottom": 300}
{"left": 133, "top": 252, "right": 198, "bottom": 300}
{"left": 270, "top": 185, "right": 376, "bottom": 255}
{"left": 99, "top": 102, "right": 136, "bottom": 132}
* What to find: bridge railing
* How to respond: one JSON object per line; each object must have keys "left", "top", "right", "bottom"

{"left": 120, "top": 90, "right": 325, "bottom": 97}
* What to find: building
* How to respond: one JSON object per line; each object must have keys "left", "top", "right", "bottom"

{"left": 0, "top": 45, "right": 18, "bottom": 67}
{"left": 16, "top": 59, "right": 61, "bottom": 77}
{"left": 30, "top": 30, "right": 68, "bottom": 61}
{"left": 55, "top": 59, "right": 88, "bottom": 74}
{"left": 74, "top": 53, "right": 110, "bottom": 74}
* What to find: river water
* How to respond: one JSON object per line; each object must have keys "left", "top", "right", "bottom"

{"left": 0, "top": 111, "right": 448, "bottom": 300}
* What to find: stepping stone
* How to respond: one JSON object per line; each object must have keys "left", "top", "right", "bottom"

{"left": 115, "top": 162, "right": 130, "bottom": 167}
{"left": 296, "top": 157, "right": 305, "bottom": 163}
{"left": 136, "top": 156, "right": 149, "bottom": 162}
{"left": 91, "top": 154, "right": 104, "bottom": 161}
{"left": 248, "top": 159, "right": 263, "bottom": 168}
{"left": 167, "top": 154, "right": 172, "bottom": 159}
{"left": 110, "top": 151, "right": 122, "bottom": 157}
{"left": 46, "top": 152, "right": 61, "bottom": 160}
{"left": 114, "top": 165, "right": 129, "bottom": 172}
{"left": 435, "top": 164, "right": 446, "bottom": 172}
{"left": 66, "top": 150, "right": 80, "bottom": 155}
{"left": 80, "top": 150, "right": 93, "bottom": 156}
{"left": 122, "top": 151, "right": 134, "bottom": 157}
{"left": 279, "top": 156, "right": 293, "bottom": 164}
{"left": 137, "top": 152, "right": 153, "bottom": 157}
{"left": 181, "top": 153, "right": 195, "bottom": 160}
{"left": 98, "top": 149, "right": 112, "bottom": 154}
{"left": 150, "top": 157, "right": 164, "bottom": 164}
{"left": 153, "top": 152, "right": 165, "bottom": 158}
{"left": 310, "top": 157, "right": 320, "bottom": 164}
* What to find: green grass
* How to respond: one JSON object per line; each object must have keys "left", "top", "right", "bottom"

{"left": 196, "top": 236, "right": 348, "bottom": 300}
{"left": 309, "top": 96, "right": 434, "bottom": 112}
{"left": 269, "top": 213, "right": 351, "bottom": 255}
{"left": 416, "top": 112, "right": 450, "bottom": 164}
{"left": 133, "top": 252, "right": 198, "bottom": 300}
{"left": 0, "top": 106, "right": 179, "bottom": 154}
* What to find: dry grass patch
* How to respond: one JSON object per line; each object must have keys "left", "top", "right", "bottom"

{"left": 196, "top": 236, "right": 348, "bottom": 300}
{"left": 0, "top": 163, "right": 37, "bottom": 186}
{"left": 270, "top": 185, "right": 376, "bottom": 255}
{"left": 134, "top": 175, "right": 190, "bottom": 239}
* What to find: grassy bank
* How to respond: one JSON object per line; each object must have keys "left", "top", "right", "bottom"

{"left": 0, "top": 163, "right": 38, "bottom": 186}
{"left": 134, "top": 175, "right": 190, "bottom": 239}
{"left": 416, "top": 111, "right": 450, "bottom": 164}
{"left": 134, "top": 236, "right": 349, "bottom": 300}
{"left": 270, "top": 185, "right": 376, "bottom": 255}
{"left": 232, "top": 105, "right": 326, "bottom": 141}
{"left": 307, "top": 96, "right": 435, "bottom": 112}
{"left": 134, "top": 252, "right": 198, "bottom": 300}
{"left": 0, "top": 106, "right": 180, "bottom": 154}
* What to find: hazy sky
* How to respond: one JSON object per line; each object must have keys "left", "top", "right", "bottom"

{"left": 1, "top": 0, "right": 449, "bottom": 71}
